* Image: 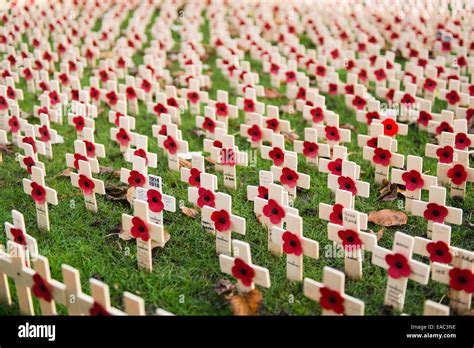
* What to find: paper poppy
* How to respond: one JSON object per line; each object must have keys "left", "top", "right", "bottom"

{"left": 257, "top": 186, "right": 269, "bottom": 200}
{"left": 32, "top": 273, "right": 53, "bottom": 302}
{"left": 126, "top": 87, "right": 137, "bottom": 100}
{"left": 188, "top": 168, "right": 201, "bottom": 187}
{"left": 231, "top": 258, "right": 255, "bottom": 287}
{"left": 73, "top": 153, "right": 88, "bottom": 170}
{"left": 263, "top": 198, "right": 286, "bottom": 224}
{"left": 426, "top": 241, "right": 452, "bottom": 264}
{"left": 203, "top": 117, "right": 216, "bottom": 133}
{"left": 328, "top": 158, "right": 343, "bottom": 176}
{"left": 435, "top": 121, "right": 453, "bottom": 135}
{"left": 99, "top": 69, "right": 109, "bottom": 82}
{"left": 116, "top": 128, "right": 130, "bottom": 147}
{"left": 358, "top": 69, "right": 368, "bottom": 82}
{"left": 366, "top": 137, "right": 378, "bottom": 148}
{"left": 373, "top": 147, "right": 392, "bottom": 166}
{"left": 282, "top": 231, "right": 303, "bottom": 256}
{"left": 266, "top": 118, "right": 279, "bottom": 131}
{"left": 329, "top": 204, "right": 344, "bottom": 225}
{"left": 311, "top": 107, "right": 324, "bottom": 123}
{"left": 78, "top": 174, "right": 95, "bottom": 195}
{"left": 325, "top": 126, "right": 340, "bottom": 141}
{"left": 424, "top": 203, "right": 448, "bottom": 223}
{"left": 38, "top": 125, "right": 50, "bottom": 142}
{"left": 382, "top": 118, "right": 398, "bottom": 136}
{"left": 423, "top": 78, "right": 437, "bottom": 92}
{"left": 296, "top": 87, "right": 306, "bottom": 99}
{"left": 280, "top": 167, "right": 299, "bottom": 188}
{"left": 345, "top": 84, "right": 354, "bottom": 95}
{"left": 84, "top": 141, "right": 96, "bottom": 157}
{"left": 31, "top": 182, "right": 46, "bottom": 204}
{"left": 89, "top": 301, "right": 110, "bottom": 316}
{"left": 10, "top": 228, "right": 27, "bottom": 246}
{"left": 72, "top": 115, "right": 85, "bottom": 132}
{"left": 197, "top": 188, "right": 215, "bottom": 208}
{"left": 89, "top": 87, "right": 100, "bottom": 101}
{"left": 447, "top": 164, "right": 468, "bottom": 186}
{"left": 187, "top": 91, "right": 199, "bottom": 104}
{"left": 23, "top": 137, "right": 37, "bottom": 153}
{"left": 167, "top": 97, "right": 178, "bottom": 108}
{"left": 141, "top": 79, "right": 152, "bottom": 93}
{"left": 448, "top": 268, "right": 474, "bottom": 293}
{"left": 105, "top": 91, "right": 118, "bottom": 106}
{"left": 213, "top": 140, "right": 222, "bottom": 148}
{"left": 417, "top": 111, "right": 432, "bottom": 127}
{"left": 243, "top": 99, "right": 255, "bottom": 112}
{"left": 269, "top": 147, "right": 285, "bottom": 166}
{"left": 400, "top": 93, "right": 415, "bottom": 106}
{"left": 7, "top": 86, "right": 16, "bottom": 100}
{"left": 49, "top": 91, "right": 60, "bottom": 105}
{"left": 352, "top": 96, "right": 367, "bottom": 110}
{"left": 365, "top": 111, "right": 380, "bottom": 125}
{"left": 133, "top": 148, "right": 148, "bottom": 165}
{"left": 8, "top": 115, "right": 20, "bottom": 133}
{"left": 211, "top": 209, "right": 231, "bottom": 232}
{"left": 319, "top": 287, "right": 345, "bottom": 314}
{"left": 247, "top": 124, "right": 263, "bottom": 142}
{"left": 445, "top": 90, "right": 460, "bottom": 105}
{"left": 164, "top": 136, "right": 178, "bottom": 154}
{"left": 215, "top": 102, "right": 228, "bottom": 117}
{"left": 147, "top": 189, "right": 164, "bottom": 213}
{"left": 158, "top": 124, "right": 167, "bottom": 136}
{"left": 338, "top": 176, "right": 357, "bottom": 195}
{"left": 270, "top": 63, "right": 280, "bottom": 75}
{"left": 130, "top": 216, "right": 150, "bottom": 241}
{"left": 385, "top": 89, "right": 395, "bottom": 102}
{"left": 436, "top": 146, "right": 454, "bottom": 164}
{"left": 338, "top": 229, "right": 363, "bottom": 250}
{"left": 303, "top": 141, "right": 319, "bottom": 158}
{"left": 385, "top": 253, "right": 411, "bottom": 279}
{"left": 0, "top": 96, "right": 7, "bottom": 110}
{"left": 286, "top": 71, "right": 296, "bottom": 83}
{"left": 374, "top": 68, "right": 387, "bottom": 81}
{"left": 128, "top": 170, "right": 146, "bottom": 188}
{"left": 455, "top": 133, "right": 471, "bottom": 150}
{"left": 328, "top": 83, "right": 338, "bottom": 95}
{"left": 401, "top": 170, "right": 424, "bottom": 191}
{"left": 23, "top": 156, "right": 35, "bottom": 174}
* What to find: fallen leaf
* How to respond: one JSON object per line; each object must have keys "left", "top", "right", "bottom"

{"left": 264, "top": 88, "right": 281, "bottom": 99}
{"left": 105, "top": 184, "right": 130, "bottom": 201}
{"left": 369, "top": 228, "right": 385, "bottom": 241}
{"left": 377, "top": 183, "right": 399, "bottom": 202}
{"left": 100, "top": 165, "right": 121, "bottom": 177}
{"left": 341, "top": 123, "right": 357, "bottom": 132}
{"left": 281, "top": 131, "right": 299, "bottom": 142}
{"left": 181, "top": 206, "right": 198, "bottom": 218}
{"left": 368, "top": 209, "right": 408, "bottom": 227}
{"left": 57, "top": 168, "right": 73, "bottom": 177}
{"left": 214, "top": 279, "right": 236, "bottom": 299}
{"left": 230, "top": 289, "right": 263, "bottom": 316}
{"left": 179, "top": 157, "right": 192, "bottom": 169}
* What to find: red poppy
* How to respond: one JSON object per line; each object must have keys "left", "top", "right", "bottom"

{"left": 328, "top": 158, "right": 343, "bottom": 175}
{"left": 147, "top": 189, "right": 164, "bottom": 213}
{"left": 385, "top": 253, "right": 411, "bottom": 279}
{"left": 32, "top": 273, "right": 53, "bottom": 302}
{"left": 128, "top": 170, "right": 146, "bottom": 188}
{"left": 310, "top": 107, "right": 324, "bottom": 123}
{"left": 31, "top": 182, "right": 46, "bottom": 204}
{"left": 78, "top": 174, "right": 95, "bottom": 195}
{"left": 436, "top": 146, "right": 453, "bottom": 164}
{"left": 454, "top": 133, "right": 471, "bottom": 150}
{"left": 345, "top": 84, "right": 354, "bottom": 95}
{"left": 417, "top": 111, "right": 432, "bottom": 126}
{"left": 10, "top": 228, "right": 27, "bottom": 246}
{"left": 401, "top": 170, "right": 424, "bottom": 191}
{"left": 374, "top": 68, "right": 387, "bottom": 81}
{"left": 213, "top": 140, "right": 222, "bottom": 148}
{"left": 328, "top": 83, "right": 338, "bottom": 95}
{"left": 203, "top": 117, "right": 216, "bottom": 133}
{"left": 358, "top": 69, "right": 368, "bottom": 82}
{"left": 338, "top": 229, "right": 363, "bottom": 249}
{"left": 282, "top": 231, "right": 303, "bottom": 256}
{"left": 466, "top": 109, "right": 474, "bottom": 123}
{"left": 141, "top": 79, "right": 151, "bottom": 93}
{"left": 286, "top": 71, "right": 296, "bottom": 83}
{"left": 448, "top": 268, "right": 474, "bottom": 293}
{"left": 424, "top": 203, "right": 448, "bottom": 223}
{"left": 445, "top": 90, "right": 460, "bottom": 105}
{"left": 338, "top": 176, "right": 357, "bottom": 195}
{"left": 59, "top": 73, "right": 69, "bottom": 85}
{"left": 435, "top": 121, "right": 453, "bottom": 135}
{"left": 365, "top": 111, "right": 379, "bottom": 125}
{"left": 257, "top": 186, "right": 269, "bottom": 200}
{"left": 266, "top": 118, "right": 279, "bottom": 131}
{"left": 71, "top": 89, "right": 79, "bottom": 101}
{"left": 269, "top": 147, "right": 285, "bottom": 166}
{"left": 373, "top": 147, "right": 392, "bottom": 166}
{"left": 105, "top": 91, "right": 118, "bottom": 106}
{"left": 447, "top": 164, "right": 468, "bottom": 186}
{"left": 364, "top": 136, "right": 378, "bottom": 148}
{"left": 385, "top": 88, "right": 395, "bottom": 102}
{"left": 215, "top": 102, "right": 228, "bottom": 117}
{"left": 302, "top": 141, "right": 319, "bottom": 158}
{"left": 247, "top": 124, "right": 263, "bottom": 142}
{"left": 158, "top": 124, "right": 167, "bottom": 136}
{"left": 84, "top": 141, "right": 96, "bottom": 157}
{"left": 243, "top": 99, "right": 255, "bottom": 112}
{"left": 319, "top": 287, "right": 345, "bottom": 314}
{"left": 325, "top": 126, "right": 340, "bottom": 141}
{"left": 167, "top": 97, "right": 178, "bottom": 108}
{"left": 23, "top": 68, "right": 33, "bottom": 80}
{"left": 197, "top": 188, "right": 215, "bottom": 208}
{"left": 263, "top": 198, "right": 286, "bottom": 224}
{"left": 89, "top": 87, "right": 100, "bottom": 101}
{"left": 130, "top": 216, "right": 150, "bottom": 241}
{"left": 211, "top": 209, "right": 231, "bottom": 232}
{"left": 352, "top": 96, "right": 367, "bottom": 110}
{"left": 38, "top": 125, "right": 50, "bottom": 142}
{"left": 49, "top": 91, "right": 60, "bottom": 105}
{"left": 116, "top": 128, "right": 130, "bottom": 146}
{"left": 281, "top": 167, "right": 299, "bottom": 188}
{"left": 8, "top": 115, "right": 20, "bottom": 133}
{"left": 126, "top": 87, "right": 137, "bottom": 100}
{"left": 0, "top": 96, "right": 7, "bottom": 110}
{"left": 23, "top": 156, "right": 35, "bottom": 174}
{"left": 329, "top": 204, "right": 344, "bottom": 225}
{"left": 426, "top": 241, "right": 452, "bottom": 264}
{"left": 231, "top": 258, "right": 255, "bottom": 287}
{"left": 163, "top": 136, "right": 178, "bottom": 154}
{"left": 423, "top": 78, "right": 437, "bottom": 92}
{"left": 188, "top": 168, "right": 201, "bottom": 187}
{"left": 400, "top": 93, "right": 415, "bottom": 106}
{"left": 99, "top": 70, "right": 109, "bottom": 82}
{"left": 133, "top": 149, "right": 148, "bottom": 165}
{"left": 382, "top": 118, "right": 398, "bottom": 136}
{"left": 23, "top": 137, "right": 37, "bottom": 153}
{"left": 469, "top": 85, "right": 474, "bottom": 97}
{"left": 73, "top": 116, "right": 85, "bottom": 132}
{"left": 296, "top": 87, "right": 306, "bottom": 99}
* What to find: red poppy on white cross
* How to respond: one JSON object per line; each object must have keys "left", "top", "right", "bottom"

{"left": 371, "top": 232, "right": 430, "bottom": 312}
{"left": 319, "top": 71, "right": 342, "bottom": 96}
{"left": 201, "top": 192, "right": 246, "bottom": 255}
{"left": 356, "top": 99, "right": 381, "bottom": 126}
{"left": 314, "top": 113, "right": 351, "bottom": 149}
{"left": 22, "top": 166, "right": 58, "bottom": 231}
{"left": 20, "top": 122, "right": 47, "bottom": 160}
{"left": 319, "top": 145, "right": 359, "bottom": 177}
{"left": 369, "top": 57, "right": 395, "bottom": 87}
{"left": 447, "top": 119, "right": 473, "bottom": 151}
{"left": 344, "top": 82, "right": 370, "bottom": 111}
{"left": 0, "top": 129, "right": 8, "bottom": 163}
{"left": 371, "top": 111, "right": 409, "bottom": 139}
{"left": 219, "top": 239, "right": 271, "bottom": 293}
{"left": 271, "top": 213, "right": 319, "bottom": 281}
{"left": 157, "top": 122, "right": 189, "bottom": 171}
{"left": 120, "top": 155, "right": 148, "bottom": 194}
{"left": 431, "top": 249, "right": 474, "bottom": 315}
{"left": 287, "top": 75, "right": 312, "bottom": 111}
{"left": 125, "top": 133, "right": 158, "bottom": 169}
{"left": 411, "top": 185, "right": 463, "bottom": 237}
{"left": 147, "top": 91, "right": 182, "bottom": 126}
{"left": 437, "top": 148, "right": 473, "bottom": 199}
{"left": 439, "top": 79, "right": 469, "bottom": 110}
{"left": 271, "top": 151, "right": 310, "bottom": 201}
{"left": 181, "top": 154, "right": 206, "bottom": 188}
{"left": 188, "top": 172, "right": 218, "bottom": 209}
{"left": 401, "top": 63, "right": 424, "bottom": 88}
{"left": 165, "top": 85, "right": 188, "bottom": 112}
{"left": 118, "top": 75, "right": 143, "bottom": 115}
{"left": 136, "top": 68, "right": 158, "bottom": 103}
{"left": 122, "top": 199, "right": 169, "bottom": 272}
{"left": 247, "top": 170, "right": 287, "bottom": 203}
{"left": 237, "top": 69, "right": 265, "bottom": 97}
{"left": 303, "top": 92, "right": 335, "bottom": 127}
{"left": 81, "top": 127, "right": 106, "bottom": 160}
{"left": 357, "top": 122, "right": 393, "bottom": 150}
{"left": 303, "top": 266, "right": 365, "bottom": 316}
{"left": 375, "top": 78, "right": 400, "bottom": 105}
{"left": 68, "top": 102, "right": 95, "bottom": 140}
{"left": 196, "top": 106, "right": 226, "bottom": 139}
{"left": 66, "top": 140, "right": 100, "bottom": 174}
{"left": 207, "top": 90, "right": 238, "bottom": 128}
{"left": 110, "top": 113, "right": 137, "bottom": 153}
{"left": 425, "top": 129, "right": 456, "bottom": 165}
{"left": 2, "top": 106, "right": 22, "bottom": 145}
{"left": 419, "top": 65, "right": 446, "bottom": 101}
{"left": 33, "top": 94, "right": 60, "bottom": 124}
{"left": 261, "top": 132, "right": 292, "bottom": 168}
{"left": 455, "top": 96, "right": 473, "bottom": 125}
{"left": 391, "top": 155, "right": 438, "bottom": 212}
{"left": 319, "top": 189, "right": 368, "bottom": 230}
{"left": 363, "top": 135, "right": 405, "bottom": 184}
{"left": 70, "top": 160, "right": 105, "bottom": 213}
{"left": 294, "top": 127, "right": 331, "bottom": 167}
{"left": 3, "top": 76, "right": 23, "bottom": 102}
{"left": 262, "top": 54, "right": 284, "bottom": 88}
{"left": 427, "top": 109, "right": 454, "bottom": 136}
{"left": 328, "top": 208, "right": 377, "bottom": 280}
{"left": 85, "top": 76, "right": 104, "bottom": 106}
{"left": 393, "top": 82, "right": 420, "bottom": 122}
{"left": 328, "top": 160, "right": 369, "bottom": 205}
{"left": 4, "top": 210, "right": 38, "bottom": 268}
{"left": 181, "top": 77, "right": 208, "bottom": 115}
{"left": 21, "top": 59, "right": 36, "bottom": 93}
{"left": 33, "top": 114, "right": 58, "bottom": 160}
{"left": 262, "top": 105, "right": 291, "bottom": 134}
{"left": 236, "top": 87, "right": 265, "bottom": 124}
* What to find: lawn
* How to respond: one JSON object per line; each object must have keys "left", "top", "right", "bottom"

{"left": 0, "top": 9, "right": 472, "bottom": 316}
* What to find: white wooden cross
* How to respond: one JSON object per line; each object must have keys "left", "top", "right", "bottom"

{"left": 148, "top": 91, "right": 181, "bottom": 126}
{"left": 207, "top": 90, "right": 238, "bottom": 128}
{"left": 439, "top": 79, "right": 469, "bottom": 110}
{"left": 81, "top": 127, "right": 106, "bottom": 159}
{"left": 328, "top": 160, "right": 370, "bottom": 205}
{"left": 425, "top": 129, "right": 456, "bottom": 165}
{"left": 294, "top": 128, "right": 331, "bottom": 166}
{"left": 411, "top": 186, "right": 463, "bottom": 237}
{"left": 271, "top": 213, "right": 319, "bottom": 281}
{"left": 391, "top": 155, "right": 438, "bottom": 212}
{"left": 70, "top": 160, "right": 105, "bottom": 213}
{"left": 4, "top": 210, "right": 38, "bottom": 267}
{"left": 427, "top": 109, "right": 454, "bottom": 136}
{"left": 201, "top": 192, "right": 246, "bottom": 255}
{"left": 180, "top": 154, "right": 206, "bottom": 188}
{"left": 345, "top": 83, "right": 369, "bottom": 111}
{"left": 357, "top": 122, "right": 391, "bottom": 150}
{"left": 328, "top": 208, "right": 377, "bottom": 279}
{"left": 22, "top": 166, "right": 58, "bottom": 231}
{"left": 219, "top": 240, "right": 271, "bottom": 292}
{"left": 236, "top": 87, "right": 265, "bottom": 124}
{"left": 181, "top": 78, "right": 208, "bottom": 115}
{"left": 393, "top": 82, "right": 419, "bottom": 122}
{"left": 120, "top": 156, "right": 148, "bottom": 190}
{"left": 110, "top": 114, "right": 136, "bottom": 153}
{"left": 303, "top": 266, "right": 364, "bottom": 315}
{"left": 371, "top": 232, "right": 430, "bottom": 312}
{"left": 240, "top": 112, "right": 273, "bottom": 149}
{"left": 262, "top": 105, "right": 291, "bottom": 134}
{"left": 423, "top": 300, "right": 450, "bottom": 316}
{"left": 319, "top": 189, "right": 368, "bottom": 230}
{"left": 271, "top": 152, "right": 310, "bottom": 201}
{"left": 157, "top": 123, "right": 189, "bottom": 171}
{"left": 314, "top": 113, "right": 351, "bottom": 148}
{"left": 438, "top": 149, "right": 473, "bottom": 199}
{"left": 68, "top": 102, "right": 94, "bottom": 140}
{"left": 246, "top": 170, "right": 284, "bottom": 203}
{"left": 356, "top": 99, "right": 381, "bottom": 125}
{"left": 125, "top": 133, "right": 158, "bottom": 169}
{"left": 34, "top": 114, "right": 58, "bottom": 160}
{"left": 109, "top": 100, "right": 136, "bottom": 128}
{"left": 188, "top": 172, "right": 218, "bottom": 209}
{"left": 451, "top": 119, "right": 474, "bottom": 151}
{"left": 119, "top": 75, "right": 140, "bottom": 115}
{"left": 196, "top": 106, "right": 225, "bottom": 139}
{"left": 363, "top": 135, "right": 405, "bottom": 184}
{"left": 319, "top": 145, "right": 359, "bottom": 177}
{"left": 66, "top": 140, "right": 100, "bottom": 173}
{"left": 121, "top": 199, "right": 169, "bottom": 272}
{"left": 261, "top": 133, "right": 291, "bottom": 167}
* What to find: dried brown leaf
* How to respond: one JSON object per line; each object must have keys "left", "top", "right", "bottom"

{"left": 57, "top": 167, "right": 73, "bottom": 177}
{"left": 264, "top": 88, "right": 281, "bottom": 99}
{"left": 181, "top": 206, "right": 198, "bottom": 218}
{"left": 100, "top": 165, "right": 121, "bottom": 177}
{"left": 377, "top": 183, "right": 399, "bottom": 202}
{"left": 368, "top": 209, "right": 408, "bottom": 227}
{"left": 369, "top": 228, "right": 385, "bottom": 241}
{"left": 179, "top": 157, "right": 192, "bottom": 169}
{"left": 105, "top": 184, "right": 129, "bottom": 201}
{"left": 230, "top": 289, "right": 263, "bottom": 316}
{"left": 282, "top": 131, "right": 299, "bottom": 142}
{"left": 341, "top": 123, "right": 357, "bottom": 132}
{"left": 214, "top": 279, "right": 236, "bottom": 299}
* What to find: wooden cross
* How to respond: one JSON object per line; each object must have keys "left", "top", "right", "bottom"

{"left": 4, "top": 209, "right": 38, "bottom": 267}
{"left": 319, "top": 189, "right": 368, "bottom": 230}
{"left": 303, "top": 266, "right": 364, "bottom": 315}
{"left": 196, "top": 106, "right": 225, "bottom": 139}
{"left": 393, "top": 82, "right": 419, "bottom": 122}
{"left": 420, "top": 65, "right": 446, "bottom": 101}
{"left": 427, "top": 109, "right": 454, "bottom": 136}
{"left": 439, "top": 79, "right": 469, "bottom": 110}
{"left": 319, "top": 145, "right": 359, "bottom": 177}
{"left": 271, "top": 213, "right": 319, "bottom": 281}
{"left": 201, "top": 192, "right": 246, "bottom": 255}
{"left": 411, "top": 186, "right": 463, "bottom": 237}
{"left": 391, "top": 155, "right": 438, "bottom": 212}
{"left": 328, "top": 160, "right": 370, "bottom": 205}
{"left": 188, "top": 172, "right": 218, "bottom": 208}
{"left": 110, "top": 114, "right": 136, "bottom": 153}
{"left": 125, "top": 133, "right": 158, "bottom": 169}
{"left": 180, "top": 154, "right": 206, "bottom": 188}
{"left": 423, "top": 300, "right": 450, "bottom": 316}
{"left": 314, "top": 113, "right": 351, "bottom": 148}
{"left": 425, "top": 129, "right": 456, "bottom": 165}
{"left": 356, "top": 99, "right": 381, "bottom": 125}
{"left": 118, "top": 75, "right": 141, "bottom": 115}
{"left": 236, "top": 87, "right": 265, "bottom": 124}
{"left": 122, "top": 199, "right": 169, "bottom": 272}
{"left": 375, "top": 77, "right": 400, "bottom": 105}
{"left": 363, "top": 135, "right": 405, "bottom": 184}
{"left": 437, "top": 148, "right": 473, "bottom": 199}
{"left": 68, "top": 102, "right": 94, "bottom": 140}
{"left": 240, "top": 112, "right": 273, "bottom": 148}
{"left": 261, "top": 133, "right": 291, "bottom": 167}
{"left": 22, "top": 166, "right": 58, "bottom": 231}
{"left": 246, "top": 170, "right": 285, "bottom": 203}
{"left": 357, "top": 122, "right": 392, "bottom": 149}
{"left": 0, "top": 129, "right": 8, "bottom": 163}
{"left": 182, "top": 77, "right": 208, "bottom": 115}
{"left": 303, "top": 92, "right": 335, "bottom": 127}
{"left": 345, "top": 82, "right": 370, "bottom": 111}
{"left": 371, "top": 231, "right": 430, "bottom": 312}
{"left": 66, "top": 140, "right": 100, "bottom": 174}
{"left": 449, "top": 119, "right": 474, "bottom": 151}
{"left": 207, "top": 90, "right": 238, "bottom": 127}
{"left": 71, "top": 160, "right": 105, "bottom": 213}
{"left": 120, "top": 156, "right": 148, "bottom": 191}
{"left": 219, "top": 240, "right": 271, "bottom": 292}
{"left": 262, "top": 105, "right": 291, "bottom": 134}
{"left": 148, "top": 91, "right": 181, "bottom": 126}
{"left": 157, "top": 123, "right": 189, "bottom": 171}
{"left": 294, "top": 127, "right": 331, "bottom": 166}
{"left": 271, "top": 151, "right": 310, "bottom": 201}
{"left": 34, "top": 114, "right": 58, "bottom": 159}
{"left": 328, "top": 208, "right": 377, "bottom": 279}
{"left": 81, "top": 127, "right": 106, "bottom": 160}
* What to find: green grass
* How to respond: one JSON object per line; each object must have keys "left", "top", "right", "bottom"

{"left": 0, "top": 12, "right": 472, "bottom": 317}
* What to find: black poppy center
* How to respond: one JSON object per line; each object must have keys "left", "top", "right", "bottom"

{"left": 152, "top": 197, "right": 158, "bottom": 203}
{"left": 263, "top": 194, "right": 268, "bottom": 200}
{"left": 345, "top": 183, "right": 351, "bottom": 189}
{"left": 35, "top": 189, "right": 42, "bottom": 196}
{"left": 138, "top": 226, "right": 145, "bottom": 233}
{"left": 195, "top": 176, "right": 200, "bottom": 182}
{"left": 443, "top": 152, "right": 449, "bottom": 158}
{"left": 39, "top": 284, "right": 47, "bottom": 292}
{"left": 432, "top": 210, "right": 440, "bottom": 217}
{"left": 290, "top": 240, "right": 297, "bottom": 247}
{"left": 287, "top": 175, "right": 293, "bottom": 181}
{"left": 410, "top": 177, "right": 418, "bottom": 183}
{"left": 346, "top": 235, "right": 354, "bottom": 242}
{"left": 328, "top": 296, "right": 337, "bottom": 304}
{"left": 122, "top": 134, "right": 127, "bottom": 140}
{"left": 275, "top": 153, "right": 281, "bottom": 159}
{"left": 84, "top": 181, "right": 89, "bottom": 187}
{"left": 386, "top": 124, "right": 392, "bottom": 130}
{"left": 87, "top": 146, "right": 93, "bottom": 152}
{"left": 435, "top": 249, "right": 444, "bottom": 256}
{"left": 335, "top": 165, "right": 341, "bottom": 172}
{"left": 380, "top": 154, "right": 386, "bottom": 159}
{"left": 395, "top": 261, "right": 404, "bottom": 269}
{"left": 17, "top": 235, "right": 23, "bottom": 242}
{"left": 239, "top": 268, "right": 247, "bottom": 276}
{"left": 204, "top": 195, "right": 210, "bottom": 202}
{"left": 330, "top": 131, "right": 335, "bottom": 136}
{"left": 219, "top": 217, "right": 226, "bottom": 224}
{"left": 271, "top": 208, "right": 278, "bottom": 215}
{"left": 458, "top": 276, "right": 467, "bottom": 284}
{"left": 134, "top": 177, "right": 141, "bottom": 183}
